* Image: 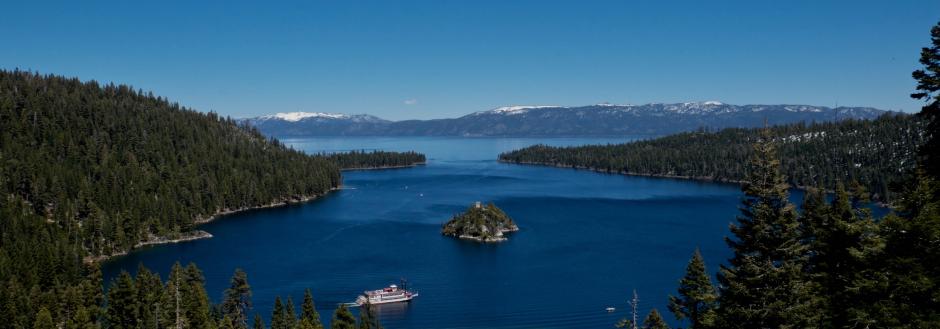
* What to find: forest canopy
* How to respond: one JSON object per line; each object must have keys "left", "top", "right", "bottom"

{"left": 499, "top": 114, "right": 923, "bottom": 202}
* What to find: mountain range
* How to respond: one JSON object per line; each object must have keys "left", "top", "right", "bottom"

{"left": 239, "top": 102, "right": 891, "bottom": 137}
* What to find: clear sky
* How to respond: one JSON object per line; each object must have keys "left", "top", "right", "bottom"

{"left": 3, "top": 1, "right": 938, "bottom": 120}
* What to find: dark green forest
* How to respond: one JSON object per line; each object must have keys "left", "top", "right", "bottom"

{"left": 499, "top": 114, "right": 923, "bottom": 202}
{"left": 0, "top": 70, "right": 415, "bottom": 328}
{"left": 325, "top": 150, "right": 425, "bottom": 170}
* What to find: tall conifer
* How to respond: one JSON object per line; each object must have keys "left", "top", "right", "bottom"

{"left": 668, "top": 248, "right": 716, "bottom": 328}
{"left": 716, "top": 129, "right": 817, "bottom": 328}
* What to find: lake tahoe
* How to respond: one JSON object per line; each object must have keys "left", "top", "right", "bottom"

{"left": 101, "top": 137, "right": 876, "bottom": 328}
{"left": 8, "top": 5, "right": 938, "bottom": 328}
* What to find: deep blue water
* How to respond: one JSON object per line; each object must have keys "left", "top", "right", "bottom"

{"left": 102, "top": 137, "right": 880, "bottom": 328}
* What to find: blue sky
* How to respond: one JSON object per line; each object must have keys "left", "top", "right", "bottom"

{"left": 3, "top": 1, "right": 938, "bottom": 120}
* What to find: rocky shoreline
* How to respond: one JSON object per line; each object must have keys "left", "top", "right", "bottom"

{"left": 442, "top": 202, "right": 519, "bottom": 243}
{"left": 86, "top": 189, "right": 337, "bottom": 263}
{"left": 457, "top": 226, "right": 520, "bottom": 243}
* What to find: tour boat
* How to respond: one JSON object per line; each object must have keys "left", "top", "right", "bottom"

{"left": 355, "top": 281, "right": 419, "bottom": 305}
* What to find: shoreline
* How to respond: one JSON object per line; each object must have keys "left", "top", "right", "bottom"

{"left": 87, "top": 188, "right": 339, "bottom": 264}
{"left": 195, "top": 188, "right": 338, "bottom": 225}
{"left": 499, "top": 159, "right": 895, "bottom": 208}
{"left": 340, "top": 162, "right": 427, "bottom": 171}
{"left": 499, "top": 159, "right": 746, "bottom": 184}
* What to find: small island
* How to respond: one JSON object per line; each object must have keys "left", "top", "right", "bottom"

{"left": 442, "top": 202, "right": 519, "bottom": 242}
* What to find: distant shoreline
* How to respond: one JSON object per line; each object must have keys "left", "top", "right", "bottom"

{"left": 341, "top": 162, "right": 427, "bottom": 171}
{"left": 499, "top": 159, "right": 895, "bottom": 209}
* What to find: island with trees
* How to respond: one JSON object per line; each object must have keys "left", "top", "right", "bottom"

{"left": 441, "top": 202, "right": 519, "bottom": 242}
{"left": 325, "top": 150, "right": 426, "bottom": 170}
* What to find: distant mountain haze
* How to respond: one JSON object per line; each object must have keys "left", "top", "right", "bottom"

{"left": 240, "top": 102, "right": 890, "bottom": 137}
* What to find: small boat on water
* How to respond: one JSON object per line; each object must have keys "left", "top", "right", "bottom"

{"left": 606, "top": 307, "right": 616, "bottom": 312}
{"left": 355, "top": 280, "right": 419, "bottom": 306}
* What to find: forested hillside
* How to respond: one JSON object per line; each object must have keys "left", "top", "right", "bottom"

{"left": 500, "top": 114, "right": 923, "bottom": 202}
{"left": 0, "top": 70, "right": 345, "bottom": 327}
{"left": 0, "top": 70, "right": 423, "bottom": 328}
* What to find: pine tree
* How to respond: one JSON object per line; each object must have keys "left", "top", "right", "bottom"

{"left": 270, "top": 297, "right": 289, "bottom": 329}
{"left": 357, "top": 303, "right": 381, "bottom": 329}
{"left": 300, "top": 289, "right": 323, "bottom": 329}
{"left": 911, "top": 20, "right": 940, "bottom": 177}
{"left": 642, "top": 309, "right": 670, "bottom": 329}
{"left": 135, "top": 264, "right": 167, "bottom": 329}
{"left": 804, "top": 184, "right": 878, "bottom": 328}
{"left": 222, "top": 269, "right": 252, "bottom": 329}
{"left": 871, "top": 173, "right": 940, "bottom": 327}
{"left": 70, "top": 307, "right": 99, "bottom": 329}
{"left": 106, "top": 271, "right": 138, "bottom": 329}
{"left": 298, "top": 318, "right": 317, "bottom": 329}
{"left": 183, "top": 264, "right": 212, "bottom": 329}
{"left": 330, "top": 304, "right": 357, "bottom": 329}
{"left": 81, "top": 264, "right": 105, "bottom": 327}
{"left": 860, "top": 19, "right": 940, "bottom": 327}
{"left": 668, "top": 248, "right": 716, "bottom": 329}
{"left": 253, "top": 314, "right": 264, "bottom": 329}
{"left": 715, "top": 130, "right": 818, "bottom": 328}
{"left": 33, "top": 307, "right": 55, "bottom": 329}
{"left": 219, "top": 315, "right": 238, "bottom": 329}
{"left": 285, "top": 297, "right": 298, "bottom": 329}
{"left": 165, "top": 262, "right": 188, "bottom": 329}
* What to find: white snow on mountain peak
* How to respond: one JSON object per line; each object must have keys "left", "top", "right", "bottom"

{"left": 263, "top": 112, "right": 349, "bottom": 122}
{"left": 487, "top": 105, "right": 561, "bottom": 115}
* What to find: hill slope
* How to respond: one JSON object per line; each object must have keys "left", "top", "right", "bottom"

{"left": 241, "top": 102, "right": 889, "bottom": 137}
{"left": 0, "top": 70, "right": 342, "bottom": 292}
{"left": 499, "top": 114, "right": 923, "bottom": 202}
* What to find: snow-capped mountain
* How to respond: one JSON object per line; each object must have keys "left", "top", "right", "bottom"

{"left": 240, "top": 102, "right": 893, "bottom": 137}
{"left": 239, "top": 112, "right": 390, "bottom": 136}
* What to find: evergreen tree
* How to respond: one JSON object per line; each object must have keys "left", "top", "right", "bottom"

{"left": 222, "top": 269, "right": 252, "bottom": 329}
{"left": 33, "top": 307, "right": 55, "bottom": 329}
{"left": 183, "top": 264, "right": 213, "bottom": 329}
{"left": 270, "top": 297, "right": 289, "bottom": 329}
{"left": 300, "top": 289, "right": 323, "bottom": 329}
{"left": 69, "top": 307, "right": 99, "bottom": 329}
{"left": 804, "top": 184, "right": 878, "bottom": 328}
{"left": 911, "top": 20, "right": 940, "bottom": 176}
{"left": 329, "top": 304, "right": 357, "bottom": 329}
{"left": 219, "top": 315, "right": 238, "bottom": 329}
{"left": 81, "top": 265, "right": 105, "bottom": 327}
{"left": 715, "top": 130, "right": 818, "bottom": 328}
{"left": 253, "top": 314, "right": 264, "bottom": 329}
{"left": 642, "top": 309, "right": 670, "bottom": 329}
{"left": 869, "top": 173, "right": 940, "bottom": 327}
{"left": 856, "top": 19, "right": 940, "bottom": 327}
{"left": 298, "top": 318, "right": 317, "bottom": 329}
{"left": 105, "top": 271, "right": 138, "bottom": 329}
{"left": 165, "top": 262, "right": 189, "bottom": 329}
{"left": 357, "top": 303, "right": 381, "bottom": 329}
{"left": 668, "top": 248, "right": 716, "bottom": 329}
{"left": 285, "top": 297, "right": 298, "bottom": 329}
{"left": 135, "top": 264, "right": 167, "bottom": 329}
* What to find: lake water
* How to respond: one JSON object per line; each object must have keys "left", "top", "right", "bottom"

{"left": 103, "top": 136, "right": 840, "bottom": 328}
